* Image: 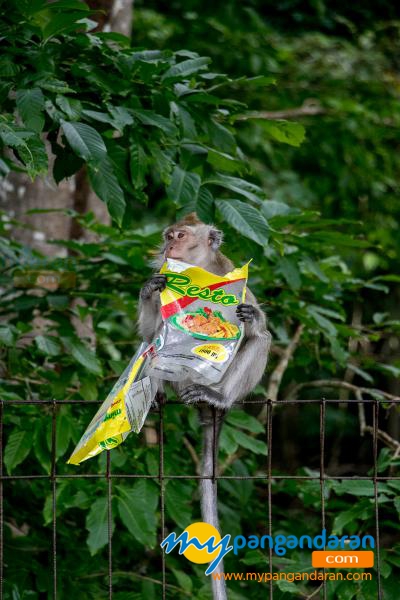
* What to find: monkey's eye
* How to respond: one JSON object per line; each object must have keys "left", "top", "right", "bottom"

{"left": 166, "top": 232, "right": 174, "bottom": 240}
{"left": 177, "top": 232, "right": 185, "bottom": 239}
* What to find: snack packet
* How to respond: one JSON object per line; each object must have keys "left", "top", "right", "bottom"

{"left": 149, "top": 259, "right": 249, "bottom": 384}
{"left": 67, "top": 341, "right": 158, "bottom": 465}
{"left": 68, "top": 260, "right": 249, "bottom": 464}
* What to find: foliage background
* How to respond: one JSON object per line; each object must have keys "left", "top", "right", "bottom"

{"left": 0, "top": 0, "right": 400, "bottom": 598}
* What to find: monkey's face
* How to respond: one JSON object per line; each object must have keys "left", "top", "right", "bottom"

{"left": 164, "top": 227, "right": 198, "bottom": 261}
{"left": 160, "top": 220, "right": 222, "bottom": 269}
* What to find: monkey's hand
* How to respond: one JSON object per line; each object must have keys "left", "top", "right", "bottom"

{"left": 181, "top": 385, "right": 225, "bottom": 409}
{"left": 140, "top": 274, "right": 167, "bottom": 300}
{"left": 236, "top": 303, "right": 259, "bottom": 322}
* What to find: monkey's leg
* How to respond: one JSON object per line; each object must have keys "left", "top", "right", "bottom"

{"left": 221, "top": 331, "right": 272, "bottom": 408}
{"left": 198, "top": 404, "right": 228, "bottom": 600}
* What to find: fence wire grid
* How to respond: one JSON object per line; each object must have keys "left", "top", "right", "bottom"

{"left": 1, "top": 396, "right": 397, "bottom": 600}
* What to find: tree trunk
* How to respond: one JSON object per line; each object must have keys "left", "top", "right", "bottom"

{"left": 0, "top": 0, "right": 134, "bottom": 253}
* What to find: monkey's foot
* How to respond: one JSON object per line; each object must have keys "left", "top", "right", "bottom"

{"left": 181, "top": 385, "right": 225, "bottom": 408}
{"left": 236, "top": 303, "right": 258, "bottom": 322}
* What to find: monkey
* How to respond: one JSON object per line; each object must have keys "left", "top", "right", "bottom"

{"left": 139, "top": 213, "right": 271, "bottom": 408}
{"left": 138, "top": 213, "right": 271, "bottom": 600}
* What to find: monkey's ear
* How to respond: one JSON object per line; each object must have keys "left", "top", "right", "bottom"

{"left": 208, "top": 228, "right": 223, "bottom": 250}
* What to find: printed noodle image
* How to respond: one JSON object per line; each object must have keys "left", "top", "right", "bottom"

{"left": 177, "top": 307, "right": 239, "bottom": 338}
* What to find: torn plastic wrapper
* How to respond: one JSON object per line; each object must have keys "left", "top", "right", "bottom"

{"left": 67, "top": 341, "right": 159, "bottom": 465}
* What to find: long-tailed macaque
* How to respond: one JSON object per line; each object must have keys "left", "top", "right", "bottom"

{"left": 138, "top": 213, "right": 271, "bottom": 600}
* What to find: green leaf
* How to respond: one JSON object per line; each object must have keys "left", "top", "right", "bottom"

{"left": 276, "top": 580, "right": 299, "bottom": 593}
{"left": 171, "top": 568, "right": 193, "bottom": 594}
{"left": 332, "top": 507, "right": 361, "bottom": 534}
{"left": 35, "top": 335, "right": 62, "bottom": 356}
{"left": 107, "top": 105, "right": 134, "bottom": 131}
{"left": 62, "top": 337, "right": 102, "bottom": 375}
{"left": 206, "top": 120, "right": 236, "bottom": 154}
{"left": 47, "top": 0, "right": 90, "bottom": 11}
{"left": 246, "top": 75, "right": 276, "bottom": 87}
{"left": 131, "top": 109, "right": 177, "bottom": 137}
{"left": 329, "top": 338, "right": 348, "bottom": 364}
{"left": 0, "top": 158, "right": 10, "bottom": 176}
{"left": 261, "top": 200, "right": 291, "bottom": 219}
{"left": 61, "top": 121, "right": 107, "bottom": 161}
{"left": 56, "top": 407, "right": 73, "bottom": 458}
{"left": 165, "top": 480, "right": 193, "bottom": 529}
{"left": 148, "top": 141, "right": 174, "bottom": 184}
{"left": 55, "top": 95, "right": 82, "bottom": 120}
{"left": 81, "top": 109, "right": 115, "bottom": 126}
{"left": 226, "top": 410, "right": 265, "bottom": 434}
{"left": 15, "top": 136, "right": 48, "bottom": 178}
{"left": 167, "top": 166, "right": 201, "bottom": 206}
{"left": 116, "top": 481, "right": 158, "bottom": 547}
{"left": 0, "top": 325, "right": 14, "bottom": 347}
{"left": 0, "top": 124, "right": 33, "bottom": 147}
{"left": 39, "top": 79, "right": 75, "bottom": 94}
{"left": 94, "top": 31, "right": 132, "bottom": 46}
{"left": 332, "top": 480, "right": 375, "bottom": 497}
{"left": 206, "top": 173, "right": 263, "bottom": 204}
{"left": 394, "top": 497, "right": 400, "bottom": 517}
{"left": 260, "top": 120, "right": 306, "bottom": 147}
{"left": 78, "top": 378, "right": 98, "bottom": 401}
{"left": 16, "top": 88, "right": 45, "bottom": 133}
{"left": 162, "top": 57, "right": 211, "bottom": 81}
{"left": 175, "top": 104, "right": 197, "bottom": 138}
{"left": 4, "top": 430, "right": 33, "bottom": 474}
{"left": 86, "top": 496, "right": 114, "bottom": 555}
{"left": 34, "top": 421, "right": 51, "bottom": 474}
{"left": 41, "top": 11, "right": 87, "bottom": 40}
{"left": 234, "top": 429, "right": 268, "bottom": 455}
{"left": 301, "top": 256, "right": 329, "bottom": 283}
{"left": 88, "top": 158, "right": 126, "bottom": 226}
{"left": 0, "top": 58, "right": 20, "bottom": 77}
{"left": 130, "top": 141, "right": 147, "bottom": 189}
{"left": 307, "top": 307, "right": 337, "bottom": 337}
{"left": 196, "top": 186, "right": 215, "bottom": 222}
{"left": 308, "top": 305, "right": 345, "bottom": 322}
{"left": 216, "top": 199, "right": 269, "bottom": 246}
{"left": 278, "top": 257, "right": 302, "bottom": 290}
{"left": 347, "top": 364, "right": 374, "bottom": 384}
{"left": 219, "top": 425, "right": 239, "bottom": 455}
{"left": 207, "top": 149, "right": 245, "bottom": 174}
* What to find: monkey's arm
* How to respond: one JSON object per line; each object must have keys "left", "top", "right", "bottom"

{"left": 237, "top": 287, "right": 267, "bottom": 335}
{"left": 181, "top": 289, "right": 271, "bottom": 409}
{"left": 224, "top": 289, "right": 270, "bottom": 405}
{"left": 219, "top": 329, "right": 271, "bottom": 407}
{"left": 138, "top": 274, "right": 166, "bottom": 343}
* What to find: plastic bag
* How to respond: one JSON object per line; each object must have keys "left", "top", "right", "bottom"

{"left": 67, "top": 341, "right": 158, "bottom": 465}
{"left": 149, "top": 259, "right": 249, "bottom": 384}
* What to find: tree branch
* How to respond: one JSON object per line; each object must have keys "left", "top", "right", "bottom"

{"left": 236, "top": 101, "right": 325, "bottom": 121}
{"left": 289, "top": 379, "right": 400, "bottom": 403}
{"left": 183, "top": 436, "right": 201, "bottom": 473}
{"left": 268, "top": 325, "right": 304, "bottom": 402}
{"left": 258, "top": 324, "right": 304, "bottom": 424}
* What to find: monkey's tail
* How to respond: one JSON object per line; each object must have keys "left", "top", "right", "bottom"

{"left": 199, "top": 404, "right": 228, "bottom": 600}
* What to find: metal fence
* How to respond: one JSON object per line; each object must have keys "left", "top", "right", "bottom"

{"left": 0, "top": 396, "right": 397, "bottom": 599}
